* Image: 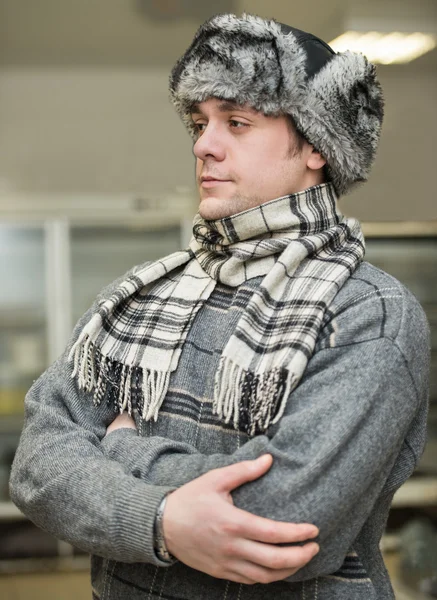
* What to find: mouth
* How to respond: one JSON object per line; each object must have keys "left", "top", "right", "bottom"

{"left": 200, "top": 176, "right": 231, "bottom": 187}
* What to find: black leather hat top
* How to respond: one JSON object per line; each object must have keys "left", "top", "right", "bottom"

{"left": 279, "top": 23, "right": 336, "bottom": 79}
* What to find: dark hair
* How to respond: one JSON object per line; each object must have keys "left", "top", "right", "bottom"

{"left": 285, "top": 114, "right": 307, "bottom": 157}
{"left": 286, "top": 114, "right": 328, "bottom": 183}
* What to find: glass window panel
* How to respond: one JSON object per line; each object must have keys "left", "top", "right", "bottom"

{"left": 365, "top": 238, "right": 437, "bottom": 305}
{"left": 365, "top": 239, "right": 437, "bottom": 352}
{"left": 71, "top": 226, "right": 181, "bottom": 322}
{"left": 0, "top": 225, "right": 47, "bottom": 501}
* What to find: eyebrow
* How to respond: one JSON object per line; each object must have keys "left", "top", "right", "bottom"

{"left": 189, "top": 100, "right": 252, "bottom": 116}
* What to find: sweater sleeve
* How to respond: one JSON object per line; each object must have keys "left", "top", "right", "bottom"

{"left": 9, "top": 272, "right": 430, "bottom": 579}
{"left": 9, "top": 270, "right": 176, "bottom": 566}
{"left": 99, "top": 285, "right": 430, "bottom": 580}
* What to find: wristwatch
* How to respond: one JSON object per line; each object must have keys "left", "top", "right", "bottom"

{"left": 153, "top": 493, "right": 177, "bottom": 564}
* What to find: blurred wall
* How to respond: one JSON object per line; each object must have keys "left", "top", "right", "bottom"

{"left": 0, "top": 0, "right": 436, "bottom": 222}
{"left": 0, "top": 69, "right": 193, "bottom": 197}
{"left": 343, "top": 64, "right": 437, "bottom": 221}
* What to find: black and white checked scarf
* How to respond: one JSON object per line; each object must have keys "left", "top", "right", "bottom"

{"left": 69, "top": 183, "right": 364, "bottom": 436}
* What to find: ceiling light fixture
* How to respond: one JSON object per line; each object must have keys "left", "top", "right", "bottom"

{"left": 329, "top": 31, "right": 436, "bottom": 64}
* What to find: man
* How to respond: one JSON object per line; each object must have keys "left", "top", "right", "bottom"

{"left": 10, "top": 13, "right": 429, "bottom": 600}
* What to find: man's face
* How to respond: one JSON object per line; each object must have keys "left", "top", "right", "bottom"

{"left": 191, "top": 98, "right": 324, "bottom": 220}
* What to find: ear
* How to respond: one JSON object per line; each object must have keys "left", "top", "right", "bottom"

{"left": 307, "top": 147, "right": 326, "bottom": 171}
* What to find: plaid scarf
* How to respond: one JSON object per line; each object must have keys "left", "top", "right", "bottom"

{"left": 69, "top": 183, "right": 364, "bottom": 436}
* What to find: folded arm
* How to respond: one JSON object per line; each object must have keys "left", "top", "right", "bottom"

{"left": 10, "top": 276, "right": 429, "bottom": 579}
{"left": 9, "top": 300, "right": 177, "bottom": 565}
{"left": 101, "top": 335, "right": 427, "bottom": 580}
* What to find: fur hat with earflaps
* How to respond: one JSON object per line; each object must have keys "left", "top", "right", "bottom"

{"left": 169, "top": 13, "right": 385, "bottom": 197}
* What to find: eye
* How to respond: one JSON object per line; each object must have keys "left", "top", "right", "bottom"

{"left": 193, "top": 122, "right": 207, "bottom": 134}
{"left": 229, "top": 120, "right": 248, "bottom": 129}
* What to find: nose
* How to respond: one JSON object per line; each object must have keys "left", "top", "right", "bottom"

{"left": 193, "top": 122, "right": 226, "bottom": 162}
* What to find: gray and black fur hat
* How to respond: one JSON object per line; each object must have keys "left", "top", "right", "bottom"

{"left": 169, "top": 13, "right": 385, "bottom": 197}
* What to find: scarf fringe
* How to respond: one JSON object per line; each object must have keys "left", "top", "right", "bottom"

{"left": 213, "top": 356, "right": 296, "bottom": 436}
{"left": 70, "top": 334, "right": 296, "bottom": 436}
{"left": 69, "top": 334, "right": 170, "bottom": 421}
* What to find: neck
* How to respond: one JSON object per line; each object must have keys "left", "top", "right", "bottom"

{"left": 298, "top": 169, "right": 326, "bottom": 192}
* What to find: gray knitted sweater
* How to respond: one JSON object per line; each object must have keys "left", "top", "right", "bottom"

{"left": 10, "top": 261, "right": 430, "bottom": 600}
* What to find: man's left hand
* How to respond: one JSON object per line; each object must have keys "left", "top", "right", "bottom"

{"left": 105, "top": 413, "right": 137, "bottom": 437}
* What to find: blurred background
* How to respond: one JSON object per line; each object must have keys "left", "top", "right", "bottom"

{"left": 0, "top": 1, "right": 436, "bottom": 598}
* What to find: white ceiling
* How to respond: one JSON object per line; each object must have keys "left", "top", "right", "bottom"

{"left": 1, "top": 0, "right": 435, "bottom": 68}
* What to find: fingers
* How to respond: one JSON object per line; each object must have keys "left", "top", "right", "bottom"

{"left": 226, "top": 537, "right": 319, "bottom": 572}
{"left": 231, "top": 509, "right": 319, "bottom": 544}
{"left": 226, "top": 563, "right": 300, "bottom": 585}
{"left": 226, "top": 555, "right": 315, "bottom": 585}
{"left": 213, "top": 455, "right": 273, "bottom": 492}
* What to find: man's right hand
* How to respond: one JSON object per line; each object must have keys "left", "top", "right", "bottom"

{"left": 163, "top": 454, "right": 319, "bottom": 585}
